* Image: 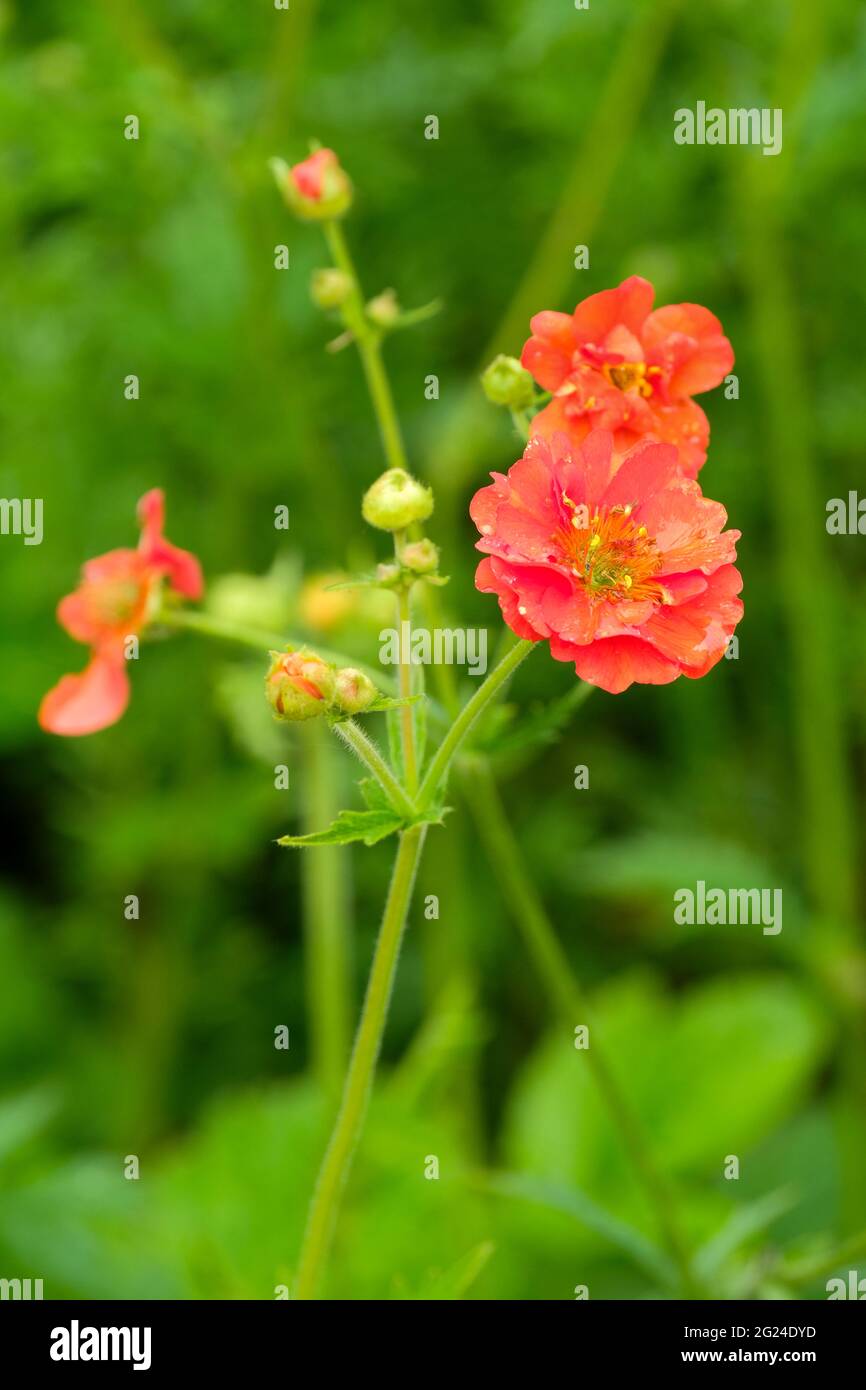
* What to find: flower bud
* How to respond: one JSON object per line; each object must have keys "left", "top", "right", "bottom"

{"left": 334, "top": 667, "right": 377, "bottom": 714}
{"left": 266, "top": 650, "right": 336, "bottom": 721}
{"left": 362, "top": 468, "right": 433, "bottom": 532}
{"left": 311, "top": 267, "right": 353, "bottom": 310}
{"left": 480, "top": 354, "right": 535, "bottom": 409}
{"left": 366, "top": 288, "right": 400, "bottom": 329}
{"left": 270, "top": 148, "right": 353, "bottom": 222}
{"left": 375, "top": 561, "right": 403, "bottom": 587}
{"left": 400, "top": 539, "right": 440, "bottom": 575}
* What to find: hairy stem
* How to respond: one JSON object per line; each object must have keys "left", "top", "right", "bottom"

{"left": 332, "top": 718, "right": 416, "bottom": 819}
{"left": 302, "top": 721, "right": 352, "bottom": 1105}
{"left": 294, "top": 825, "right": 426, "bottom": 1298}
{"left": 395, "top": 582, "right": 419, "bottom": 794}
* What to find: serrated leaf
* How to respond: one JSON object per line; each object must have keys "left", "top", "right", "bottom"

{"left": 278, "top": 807, "right": 403, "bottom": 848}
{"left": 359, "top": 777, "right": 393, "bottom": 814}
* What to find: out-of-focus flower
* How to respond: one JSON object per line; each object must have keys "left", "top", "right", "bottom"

{"left": 298, "top": 572, "right": 357, "bottom": 633}
{"left": 39, "top": 490, "right": 203, "bottom": 736}
{"left": 471, "top": 430, "right": 742, "bottom": 694}
{"left": 521, "top": 276, "right": 733, "bottom": 477}
{"left": 266, "top": 651, "right": 336, "bottom": 721}
{"left": 362, "top": 468, "right": 433, "bottom": 532}
{"left": 271, "top": 148, "right": 353, "bottom": 221}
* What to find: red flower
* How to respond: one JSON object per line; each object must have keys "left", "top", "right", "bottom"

{"left": 39, "top": 490, "right": 203, "bottom": 736}
{"left": 521, "top": 276, "right": 733, "bottom": 477}
{"left": 471, "top": 430, "right": 743, "bottom": 694}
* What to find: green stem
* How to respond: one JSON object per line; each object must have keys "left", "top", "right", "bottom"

{"left": 395, "top": 581, "right": 419, "bottom": 794}
{"left": 302, "top": 721, "right": 352, "bottom": 1106}
{"left": 323, "top": 220, "right": 408, "bottom": 473}
{"left": 294, "top": 824, "right": 427, "bottom": 1298}
{"left": 462, "top": 758, "right": 703, "bottom": 1299}
{"left": 332, "top": 718, "right": 416, "bottom": 819}
{"left": 417, "top": 638, "right": 536, "bottom": 809}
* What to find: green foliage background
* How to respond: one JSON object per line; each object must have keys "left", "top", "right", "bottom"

{"left": 0, "top": 0, "right": 864, "bottom": 1299}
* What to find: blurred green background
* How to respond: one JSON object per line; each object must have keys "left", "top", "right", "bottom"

{"left": 1, "top": 0, "right": 864, "bottom": 1299}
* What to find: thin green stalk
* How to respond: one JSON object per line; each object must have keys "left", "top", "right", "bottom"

{"left": 395, "top": 583, "right": 419, "bottom": 794}
{"left": 294, "top": 824, "right": 427, "bottom": 1298}
{"left": 302, "top": 721, "right": 352, "bottom": 1106}
{"left": 332, "top": 718, "right": 416, "bottom": 819}
{"left": 462, "top": 758, "right": 703, "bottom": 1299}
{"left": 323, "top": 219, "right": 408, "bottom": 473}
{"left": 417, "top": 638, "right": 537, "bottom": 809}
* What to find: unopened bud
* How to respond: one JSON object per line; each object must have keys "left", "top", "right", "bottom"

{"left": 311, "top": 267, "right": 353, "bottom": 310}
{"left": 480, "top": 354, "right": 535, "bottom": 409}
{"left": 375, "top": 561, "right": 402, "bottom": 587}
{"left": 362, "top": 468, "right": 433, "bottom": 532}
{"left": 266, "top": 651, "right": 336, "bottom": 721}
{"left": 334, "top": 667, "right": 377, "bottom": 714}
{"left": 270, "top": 148, "right": 353, "bottom": 222}
{"left": 400, "top": 539, "right": 440, "bottom": 575}
{"left": 366, "top": 288, "right": 400, "bottom": 328}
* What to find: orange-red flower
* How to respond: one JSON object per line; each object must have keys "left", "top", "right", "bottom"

{"left": 521, "top": 276, "right": 733, "bottom": 477}
{"left": 39, "top": 490, "right": 203, "bottom": 736}
{"left": 471, "top": 430, "right": 743, "bottom": 694}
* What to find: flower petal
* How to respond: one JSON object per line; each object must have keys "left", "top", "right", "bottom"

{"left": 39, "top": 653, "right": 130, "bottom": 736}
{"left": 571, "top": 275, "right": 655, "bottom": 344}
{"left": 552, "top": 633, "right": 680, "bottom": 693}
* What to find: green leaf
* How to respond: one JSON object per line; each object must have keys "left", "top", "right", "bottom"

{"left": 479, "top": 1170, "right": 676, "bottom": 1287}
{"left": 0, "top": 1088, "right": 57, "bottom": 1166}
{"left": 278, "top": 807, "right": 403, "bottom": 848}
{"left": 365, "top": 693, "right": 421, "bottom": 713}
{"left": 359, "top": 777, "right": 393, "bottom": 813}
{"left": 504, "top": 973, "right": 829, "bottom": 1191}
{"left": 328, "top": 693, "right": 421, "bottom": 724}
{"left": 695, "top": 1188, "right": 798, "bottom": 1282}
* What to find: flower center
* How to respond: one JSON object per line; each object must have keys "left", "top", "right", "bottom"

{"left": 560, "top": 497, "right": 663, "bottom": 602}
{"left": 89, "top": 579, "right": 147, "bottom": 630}
{"left": 602, "top": 361, "right": 654, "bottom": 397}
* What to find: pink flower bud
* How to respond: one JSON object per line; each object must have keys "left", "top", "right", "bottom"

{"left": 334, "top": 668, "right": 377, "bottom": 714}
{"left": 271, "top": 149, "right": 353, "bottom": 222}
